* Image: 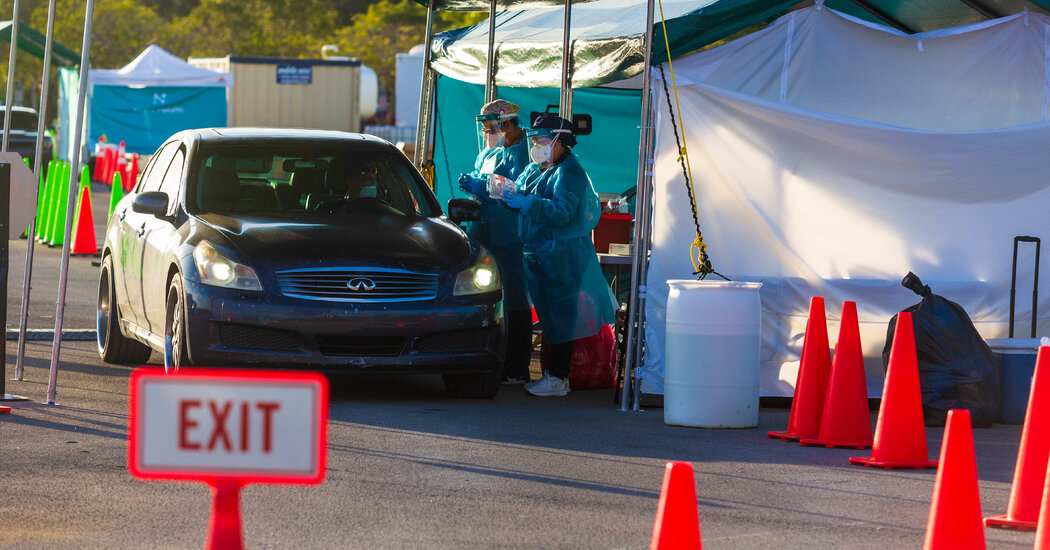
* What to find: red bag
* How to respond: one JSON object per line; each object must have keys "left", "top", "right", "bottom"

{"left": 540, "top": 325, "right": 617, "bottom": 390}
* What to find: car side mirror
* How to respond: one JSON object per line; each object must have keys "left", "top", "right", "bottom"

{"left": 447, "top": 198, "right": 481, "bottom": 223}
{"left": 132, "top": 191, "right": 169, "bottom": 217}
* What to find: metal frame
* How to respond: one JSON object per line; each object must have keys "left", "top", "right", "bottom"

{"left": 558, "top": 0, "right": 574, "bottom": 118}
{"left": 47, "top": 0, "right": 95, "bottom": 405}
{"left": 14, "top": 0, "right": 57, "bottom": 382}
{"left": 619, "top": 0, "right": 656, "bottom": 411}
{"left": 414, "top": 0, "right": 437, "bottom": 169}
{"left": 484, "top": 0, "right": 499, "bottom": 103}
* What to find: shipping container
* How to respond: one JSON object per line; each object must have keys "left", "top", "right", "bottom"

{"left": 188, "top": 56, "right": 361, "bottom": 132}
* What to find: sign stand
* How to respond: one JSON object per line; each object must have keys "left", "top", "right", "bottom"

{"left": 206, "top": 478, "right": 246, "bottom": 550}
{"left": 0, "top": 162, "right": 28, "bottom": 404}
{"left": 128, "top": 368, "right": 328, "bottom": 548}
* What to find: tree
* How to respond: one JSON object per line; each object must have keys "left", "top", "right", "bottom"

{"left": 164, "top": 0, "right": 339, "bottom": 59}
{"left": 331, "top": 0, "right": 484, "bottom": 123}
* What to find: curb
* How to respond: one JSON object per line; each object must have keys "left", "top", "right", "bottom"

{"left": 5, "top": 329, "right": 96, "bottom": 341}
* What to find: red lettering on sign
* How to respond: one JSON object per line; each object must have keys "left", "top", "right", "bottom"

{"left": 257, "top": 402, "right": 280, "bottom": 453}
{"left": 240, "top": 401, "right": 250, "bottom": 452}
{"left": 179, "top": 399, "right": 202, "bottom": 450}
{"left": 207, "top": 401, "right": 233, "bottom": 452}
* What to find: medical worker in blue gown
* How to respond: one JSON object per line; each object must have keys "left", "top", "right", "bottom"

{"left": 457, "top": 100, "right": 534, "bottom": 384}
{"left": 498, "top": 114, "right": 617, "bottom": 397}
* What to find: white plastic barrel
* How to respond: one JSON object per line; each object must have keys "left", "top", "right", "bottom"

{"left": 664, "top": 280, "right": 762, "bottom": 428}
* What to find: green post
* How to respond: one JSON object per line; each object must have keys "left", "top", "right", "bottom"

{"left": 36, "top": 160, "right": 53, "bottom": 240}
{"left": 48, "top": 162, "right": 71, "bottom": 246}
{"left": 42, "top": 161, "right": 61, "bottom": 242}
{"left": 108, "top": 171, "right": 124, "bottom": 221}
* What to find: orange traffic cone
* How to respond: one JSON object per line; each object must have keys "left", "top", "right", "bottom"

{"left": 769, "top": 296, "right": 832, "bottom": 442}
{"left": 923, "top": 409, "right": 985, "bottom": 550}
{"left": 126, "top": 153, "right": 139, "bottom": 191}
{"left": 93, "top": 137, "right": 104, "bottom": 181}
{"left": 102, "top": 147, "right": 115, "bottom": 185}
{"left": 850, "top": 312, "right": 937, "bottom": 469}
{"left": 800, "top": 301, "right": 873, "bottom": 449}
{"left": 985, "top": 346, "right": 1050, "bottom": 530}
{"left": 1034, "top": 452, "right": 1050, "bottom": 549}
{"left": 116, "top": 140, "right": 127, "bottom": 181}
{"left": 0, "top": 405, "right": 10, "bottom": 414}
{"left": 71, "top": 185, "right": 98, "bottom": 255}
{"left": 650, "top": 462, "right": 701, "bottom": 550}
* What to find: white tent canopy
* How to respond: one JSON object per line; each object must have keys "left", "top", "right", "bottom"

{"left": 89, "top": 44, "right": 231, "bottom": 87}
{"left": 643, "top": 6, "right": 1050, "bottom": 396}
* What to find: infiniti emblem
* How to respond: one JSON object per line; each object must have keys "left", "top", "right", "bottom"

{"left": 347, "top": 277, "right": 376, "bottom": 291}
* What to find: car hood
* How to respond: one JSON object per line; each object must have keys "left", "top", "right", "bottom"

{"left": 197, "top": 213, "right": 473, "bottom": 270}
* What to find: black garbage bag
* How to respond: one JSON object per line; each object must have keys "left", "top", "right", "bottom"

{"left": 883, "top": 272, "right": 1001, "bottom": 428}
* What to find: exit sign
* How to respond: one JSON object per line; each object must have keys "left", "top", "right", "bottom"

{"left": 128, "top": 369, "right": 328, "bottom": 484}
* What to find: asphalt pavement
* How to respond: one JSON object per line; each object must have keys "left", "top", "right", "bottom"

{"left": 0, "top": 185, "right": 1043, "bottom": 549}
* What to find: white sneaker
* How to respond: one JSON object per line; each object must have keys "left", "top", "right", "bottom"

{"left": 526, "top": 373, "right": 570, "bottom": 397}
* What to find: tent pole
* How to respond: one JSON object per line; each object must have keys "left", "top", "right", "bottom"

{"left": 14, "top": 0, "right": 57, "bottom": 382}
{"left": 955, "top": 0, "right": 1003, "bottom": 19}
{"left": 484, "top": 0, "right": 498, "bottom": 103}
{"left": 620, "top": 0, "right": 657, "bottom": 411}
{"left": 558, "top": 0, "right": 573, "bottom": 118}
{"left": 847, "top": 0, "right": 916, "bottom": 33}
{"left": 2, "top": 0, "right": 21, "bottom": 152}
{"left": 46, "top": 0, "right": 94, "bottom": 406}
{"left": 414, "top": 0, "right": 436, "bottom": 169}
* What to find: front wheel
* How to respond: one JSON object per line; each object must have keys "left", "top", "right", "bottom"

{"left": 164, "top": 273, "right": 190, "bottom": 373}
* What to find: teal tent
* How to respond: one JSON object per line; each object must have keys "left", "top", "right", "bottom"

{"left": 417, "top": 0, "right": 1050, "bottom": 407}
{"left": 426, "top": 0, "right": 1050, "bottom": 205}
{"left": 84, "top": 45, "right": 231, "bottom": 155}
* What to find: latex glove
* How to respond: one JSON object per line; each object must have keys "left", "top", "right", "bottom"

{"left": 501, "top": 190, "right": 530, "bottom": 211}
{"left": 458, "top": 174, "right": 487, "bottom": 196}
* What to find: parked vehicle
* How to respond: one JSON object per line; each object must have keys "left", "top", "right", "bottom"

{"left": 0, "top": 105, "right": 53, "bottom": 169}
{"left": 97, "top": 128, "right": 506, "bottom": 398}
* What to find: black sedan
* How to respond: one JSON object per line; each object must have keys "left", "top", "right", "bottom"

{"left": 97, "top": 128, "right": 506, "bottom": 398}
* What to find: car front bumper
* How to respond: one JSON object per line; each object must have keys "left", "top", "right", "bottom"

{"left": 182, "top": 278, "right": 506, "bottom": 374}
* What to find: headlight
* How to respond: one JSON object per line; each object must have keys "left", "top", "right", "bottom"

{"left": 192, "top": 241, "right": 263, "bottom": 291}
{"left": 453, "top": 252, "right": 501, "bottom": 296}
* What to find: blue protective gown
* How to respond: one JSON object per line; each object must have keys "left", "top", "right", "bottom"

{"left": 465, "top": 133, "right": 531, "bottom": 311}
{"left": 514, "top": 152, "right": 617, "bottom": 345}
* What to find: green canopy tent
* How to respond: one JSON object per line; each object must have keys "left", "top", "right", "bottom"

{"left": 411, "top": 0, "right": 1050, "bottom": 409}
{"left": 0, "top": 20, "right": 80, "bottom": 67}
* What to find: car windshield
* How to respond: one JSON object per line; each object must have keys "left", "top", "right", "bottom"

{"left": 189, "top": 144, "right": 438, "bottom": 218}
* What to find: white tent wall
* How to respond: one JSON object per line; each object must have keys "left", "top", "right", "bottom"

{"left": 641, "top": 6, "right": 1050, "bottom": 396}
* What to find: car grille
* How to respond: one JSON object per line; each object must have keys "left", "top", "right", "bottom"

{"left": 276, "top": 267, "right": 439, "bottom": 303}
{"left": 414, "top": 329, "right": 492, "bottom": 354}
{"left": 317, "top": 335, "right": 405, "bottom": 356}
{"left": 218, "top": 323, "right": 300, "bottom": 351}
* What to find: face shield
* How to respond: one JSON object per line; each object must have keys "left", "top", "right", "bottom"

{"left": 526, "top": 127, "right": 569, "bottom": 166}
{"left": 475, "top": 113, "right": 514, "bottom": 152}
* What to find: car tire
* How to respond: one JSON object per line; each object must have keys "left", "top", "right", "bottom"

{"left": 97, "top": 255, "right": 152, "bottom": 364}
{"left": 442, "top": 370, "right": 501, "bottom": 399}
{"left": 164, "top": 273, "right": 191, "bottom": 373}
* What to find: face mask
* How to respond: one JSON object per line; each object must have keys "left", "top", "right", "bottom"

{"left": 530, "top": 141, "right": 553, "bottom": 165}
